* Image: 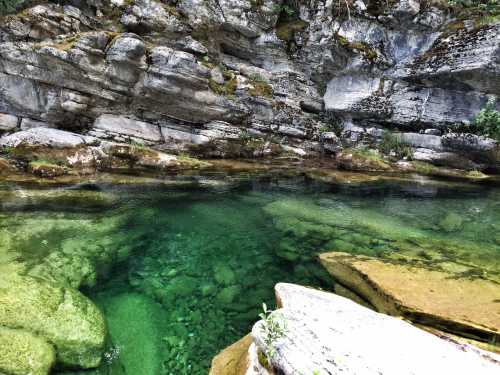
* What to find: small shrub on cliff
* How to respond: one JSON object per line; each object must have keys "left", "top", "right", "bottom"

{"left": 258, "top": 303, "right": 287, "bottom": 365}
{"left": 448, "top": 0, "right": 499, "bottom": 17}
{"left": 379, "top": 131, "right": 413, "bottom": 160}
{"left": 0, "top": 0, "right": 26, "bottom": 15}
{"left": 472, "top": 97, "right": 500, "bottom": 141}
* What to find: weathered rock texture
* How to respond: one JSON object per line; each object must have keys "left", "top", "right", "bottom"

{"left": 0, "top": 0, "right": 498, "bottom": 172}
{"left": 0, "top": 273, "right": 106, "bottom": 369}
{"left": 250, "top": 283, "right": 500, "bottom": 375}
{"left": 319, "top": 252, "right": 500, "bottom": 347}
{"left": 209, "top": 334, "right": 253, "bottom": 375}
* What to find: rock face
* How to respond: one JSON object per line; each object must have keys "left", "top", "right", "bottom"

{"left": 0, "top": 0, "right": 498, "bottom": 171}
{"left": 250, "top": 283, "right": 500, "bottom": 375}
{"left": 0, "top": 127, "right": 211, "bottom": 176}
{"left": 209, "top": 334, "right": 253, "bottom": 375}
{"left": 319, "top": 252, "right": 500, "bottom": 346}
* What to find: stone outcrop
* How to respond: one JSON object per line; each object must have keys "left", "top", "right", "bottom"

{"left": 249, "top": 283, "right": 500, "bottom": 375}
{"left": 319, "top": 252, "right": 500, "bottom": 347}
{"left": 209, "top": 334, "right": 253, "bottom": 375}
{"left": 0, "top": 273, "right": 106, "bottom": 369}
{"left": 0, "top": 126, "right": 211, "bottom": 177}
{"left": 0, "top": 0, "right": 498, "bottom": 172}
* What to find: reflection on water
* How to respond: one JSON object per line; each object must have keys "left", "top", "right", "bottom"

{"left": 0, "top": 174, "right": 499, "bottom": 374}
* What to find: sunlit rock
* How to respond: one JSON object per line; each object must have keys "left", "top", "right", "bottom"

{"left": 319, "top": 252, "right": 500, "bottom": 346}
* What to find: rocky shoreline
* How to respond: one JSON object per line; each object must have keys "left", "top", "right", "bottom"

{"left": 0, "top": 0, "right": 499, "bottom": 373}
{"left": 210, "top": 283, "right": 500, "bottom": 375}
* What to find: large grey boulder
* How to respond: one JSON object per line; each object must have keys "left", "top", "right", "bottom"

{"left": 251, "top": 283, "right": 500, "bottom": 375}
{"left": 0, "top": 127, "right": 85, "bottom": 148}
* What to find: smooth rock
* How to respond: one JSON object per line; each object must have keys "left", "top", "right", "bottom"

{"left": 209, "top": 334, "right": 252, "bottom": 375}
{"left": 319, "top": 252, "right": 500, "bottom": 344}
{"left": 0, "top": 128, "right": 85, "bottom": 148}
{"left": 93, "top": 115, "right": 162, "bottom": 143}
{"left": 0, "top": 113, "right": 18, "bottom": 131}
{"left": 251, "top": 283, "right": 500, "bottom": 375}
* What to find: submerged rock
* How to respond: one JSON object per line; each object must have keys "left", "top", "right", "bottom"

{"left": 251, "top": 283, "right": 500, "bottom": 375}
{"left": 319, "top": 252, "right": 500, "bottom": 346}
{"left": 95, "top": 293, "right": 167, "bottom": 375}
{"left": 0, "top": 273, "right": 106, "bottom": 369}
{"left": 0, "top": 326, "right": 55, "bottom": 375}
{"left": 438, "top": 212, "right": 464, "bottom": 232}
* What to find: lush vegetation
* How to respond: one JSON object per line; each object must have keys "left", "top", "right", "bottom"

{"left": 258, "top": 303, "right": 287, "bottom": 365}
{"left": 0, "top": 0, "right": 26, "bottom": 15}
{"left": 448, "top": 0, "right": 500, "bottom": 17}
{"left": 472, "top": 97, "right": 500, "bottom": 141}
{"left": 379, "top": 131, "right": 413, "bottom": 160}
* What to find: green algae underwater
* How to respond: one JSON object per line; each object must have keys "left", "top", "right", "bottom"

{"left": 1, "top": 173, "right": 500, "bottom": 374}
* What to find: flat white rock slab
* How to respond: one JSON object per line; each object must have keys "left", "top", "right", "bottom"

{"left": 251, "top": 283, "right": 500, "bottom": 375}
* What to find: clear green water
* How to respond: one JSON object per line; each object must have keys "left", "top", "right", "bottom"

{"left": 1, "top": 173, "right": 499, "bottom": 374}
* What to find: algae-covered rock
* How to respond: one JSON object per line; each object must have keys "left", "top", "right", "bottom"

{"left": 0, "top": 326, "right": 56, "bottom": 375}
{"left": 0, "top": 211, "right": 136, "bottom": 289}
{"left": 319, "top": 252, "right": 500, "bottom": 346}
{"left": 0, "top": 274, "right": 106, "bottom": 368}
{"left": 438, "top": 212, "right": 463, "bottom": 232}
{"left": 95, "top": 293, "right": 167, "bottom": 375}
{"left": 216, "top": 285, "right": 242, "bottom": 305}
{"left": 213, "top": 264, "right": 236, "bottom": 285}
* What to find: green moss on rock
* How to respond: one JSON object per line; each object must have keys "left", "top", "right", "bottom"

{"left": 95, "top": 293, "right": 167, "bottom": 375}
{"left": 0, "top": 326, "right": 56, "bottom": 375}
{"left": 0, "top": 273, "right": 106, "bottom": 369}
{"left": 336, "top": 34, "right": 378, "bottom": 61}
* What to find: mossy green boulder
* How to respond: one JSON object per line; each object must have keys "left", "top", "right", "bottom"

{"left": 0, "top": 326, "right": 56, "bottom": 375}
{"left": 96, "top": 293, "right": 167, "bottom": 375}
{"left": 0, "top": 273, "right": 106, "bottom": 369}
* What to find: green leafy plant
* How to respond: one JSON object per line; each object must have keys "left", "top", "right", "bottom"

{"left": 0, "top": 0, "right": 26, "bottom": 15}
{"left": 273, "top": 3, "right": 297, "bottom": 17}
{"left": 448, "top": 0, "right": 499, "bottom": 17}
{"left": 472, "top": 97, "right": 500, "bottom": 141}
{"left": 258, "top": 303, "right": 287, "bottom": 365}
{"left": 379, "top": 131, "right": 413, "bottom": 160}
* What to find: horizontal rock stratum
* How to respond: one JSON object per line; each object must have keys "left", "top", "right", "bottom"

{"left": 319, "top": 252, "right": 500, "bottom": 347}
{"left": 0, "top": 0, "right": 499, "bottom": 171}
{"left": 249, "top": 283, "right": 500, "bottom": 375}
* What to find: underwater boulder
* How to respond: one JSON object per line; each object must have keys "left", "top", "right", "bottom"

{"left": 0, "top": 274, "right": 106, "bottom": 369}
{"left": 438, "top": 212, "right": 463, "bottom": 232}
{"left": 0, "top": 326, "right": 56, "bottom": 375}
{"left": 96, "top": 292, "right": 167, "bottom": 375}
{"left": 213, "top": 264, "right": 236, "bottom": 286}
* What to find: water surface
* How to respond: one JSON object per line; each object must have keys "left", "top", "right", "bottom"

{"left": 1, "top": 173, "right": 499, "bottom": 374}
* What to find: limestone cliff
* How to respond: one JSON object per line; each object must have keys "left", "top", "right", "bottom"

{"left": 0, "top": 0, "right": 499, "bottom": 172}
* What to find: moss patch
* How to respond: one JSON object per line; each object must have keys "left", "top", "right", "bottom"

{"left": 95, "top": 293, "right": 167, "bottom": 375}
{"left": 0, "top": 273, "right": 106, "bottom": 368}
{"left": 28, "top": 160, "right": 68, "bottom": 178}
{"left": 276, "top": 19, "right": 309, "bottom": 42}
{"left": 209, "top": 74, "right": 237, "bottom": 97}
{"left": 336, "top": 34, "right": 378, "bottom": 61}
{"left": 247, "top": 76, "right": 273, "bottom": 98}
{"left": 0, "top": 326, "right": 55, "bottom": 375}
